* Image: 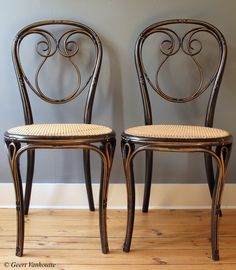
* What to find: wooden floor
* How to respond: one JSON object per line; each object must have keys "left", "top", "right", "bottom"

{"left": 0, "top": 209, "right": 236, "bottom": 269}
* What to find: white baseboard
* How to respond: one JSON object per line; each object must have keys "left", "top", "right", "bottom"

{"left": 0, "top": 183, "right": 236, "bottom": 209}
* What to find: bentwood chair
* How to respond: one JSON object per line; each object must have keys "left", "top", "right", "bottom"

{"left": 4, "top": 20, "right": 116, "bottom": 256}
{"left": 121, "top": 19, "right": 232, "bottom": 260}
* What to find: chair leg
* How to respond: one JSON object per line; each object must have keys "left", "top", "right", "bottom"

{"left": 5, "top": 141, "right": 25, "bottom": 257}
{"left": 205, "top": 151, "right": 223, "bottom": 217}
{"left": 83, "top": 149, "right": 95, "bottom": 211}
{"left": 217, "top": 144, "right": 232, "bottom": 217}
{"left": 99, "top": 140, "right": 116, "bottom": 254}
{"left": 211, "top": 185, "right": 220, "bottom": 261}
{"left": 121, "top": 140, "right": 135, "bottom": 252}
{"left": 24, "top": 149, "right": 35, "bottom": 215}
{"left": 211, "top": 145, "right": 229, "bottom": 261}
{"left": 142, "top": 150, "right": 153, "bottom": 212}
{"left": 214, "top": 143, "right": 232, "bottom": 218}
{"left": 211, "top": 164, "right": 222, "bottom": 262}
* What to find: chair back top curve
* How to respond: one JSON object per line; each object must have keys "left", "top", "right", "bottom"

{"left": 135, "top": 19, "right": 227, "bottom": 127}
{"left": 12, "top": 20, "right": 102, "bottom": 125}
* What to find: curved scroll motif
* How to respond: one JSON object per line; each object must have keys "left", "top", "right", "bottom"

{"left": 141, "top": 26, "right": 221, "bottom": 103}
{"left": 19, "top": 28, "right": 97, "bottom": 104}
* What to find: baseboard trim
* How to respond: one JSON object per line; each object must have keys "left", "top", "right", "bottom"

{"left": 0, "top": 183, "right": 236, "bottom": 209}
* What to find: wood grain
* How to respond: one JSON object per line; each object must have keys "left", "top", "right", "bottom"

{"left": 0, "top": 209, "right": 235, "bottom": 269}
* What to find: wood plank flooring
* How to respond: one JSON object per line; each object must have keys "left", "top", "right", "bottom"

{"left": 0, "top": 209, "right": 236, "bottom": 269}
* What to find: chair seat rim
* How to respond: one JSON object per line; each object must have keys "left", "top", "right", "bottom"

{"left": 121, "top": 131, "right": 233, "bottom": 147}
{"left": 4, "top": 130, "right": 116, "bottom": 144}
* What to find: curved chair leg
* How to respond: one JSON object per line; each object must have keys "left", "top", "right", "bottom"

{"left": 205, "top": 150, "right": 223, "bottom": 217}
{"left": 24, "top": 149, "right": 35, "bottom": 215}
{"left": 5, "top": 141, "right": 24, "bottom": 257}
{"left": 83, "top": 149, "right": 95, "bottom": 211}
{"left": 99, "top": 140, "right": 116, "bottom": 254}
{"left": 142, "top": 150, "right": 153, "bottom": 212}
{"left": 121, "top": 140, "right": 135, "bottom": 252}
{"left": 214, "top": 144, "right": 232, "bottom": 218}
{"left": 211, "top": 145, "right": 229, "bottom": 261}
{"left": 216, "top": 144, "right": 232, "bottom": 217}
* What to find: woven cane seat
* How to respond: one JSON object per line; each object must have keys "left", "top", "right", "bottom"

{"left": 125, "top": 124, "right": 230, "bottom": 140}
{"left": 7, "top": 123, "right": 113, "bottom": 137}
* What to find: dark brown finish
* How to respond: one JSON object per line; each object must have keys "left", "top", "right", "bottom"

{"left": 4, "top": 20, "right": 116, "bottom": 256}
{"left": 121, "top": 19, "right": 233, "bottom": 261}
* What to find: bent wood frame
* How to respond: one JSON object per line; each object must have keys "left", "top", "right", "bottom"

{"left": 5, "top": 133, "right": 116, "bottom": 256}
{"left": 121, "top": 19, "right": 233, "bottom": 261}
{"left": 5, "top": 20, "right": 116, "bottom": 256}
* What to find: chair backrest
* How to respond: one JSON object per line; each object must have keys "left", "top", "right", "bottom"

{"left": 135, "top": 19, "right": 227, "bottom": 127}
{"left": 12, "top": 20, "right": 102, "bottom": 125}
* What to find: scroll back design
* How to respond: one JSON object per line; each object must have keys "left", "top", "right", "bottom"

{"left": 135, "top": 19, "right": 227, "bottom": 127}
{"left": 138, "top": 23, "right": 225, "bottom": 103}
{"left": 12, "top": 20, "right": 102, "bottom": 125}
{"left": 16, "top": 28, "right": 97, "bottom": 104}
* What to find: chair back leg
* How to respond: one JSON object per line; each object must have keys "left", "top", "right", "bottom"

{"left": 83, "top": 149, "right": 95, "bottom": 211}
{"left": 24, "top": 149, "right": 35, "bottom": 215}
{"left": 142, "top": 150, "right": 153, "bottom": 212}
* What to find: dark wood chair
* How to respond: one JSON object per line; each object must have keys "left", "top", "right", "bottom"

{"left": 4, "top": 20, "right": 116, "bottom": 256}
{"left": 121, "top": 19, "right": 232, "bottom": 260}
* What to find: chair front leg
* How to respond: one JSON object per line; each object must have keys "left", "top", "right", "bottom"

{"left": 5, "top": 141, "right": 25, "bottom": 257}
{"left": 214, "top": 144, "right": 232, "bottom": 218}
{"left": 205, "top": 148, "right": 223, "bottom": 217}
{"left": 143, "top": 150, "right": 153, "bottom": 212}
{"left": 218, "top": 143, "right": 232, "bottom": 210}
{"left": 83, "top": 149, "right": 95, "bottom": 211}
{"left": 24, "top": 149, "right": 35, "bottom": 215}
{"left": 211, "top": 145, "right": 229, "bottom": 261}
{"left": 121, "top": 140, "right": 135, "bottom": 252}
{"left": 99, "top": 139, "right": 116, "bottom": 254}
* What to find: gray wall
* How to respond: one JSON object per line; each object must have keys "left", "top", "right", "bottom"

{"left": 0, "top": 0, "right": 235, "bottom": 184}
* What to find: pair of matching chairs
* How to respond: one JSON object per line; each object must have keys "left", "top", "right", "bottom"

{"left": 4, "top": 19, "right": 232, "bottom": 261}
